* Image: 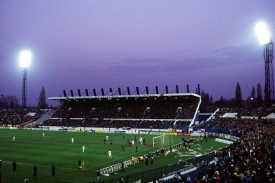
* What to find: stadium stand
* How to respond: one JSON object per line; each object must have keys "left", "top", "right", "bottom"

{"left": 44, "top": 94, "right": 200, "bottom": 129}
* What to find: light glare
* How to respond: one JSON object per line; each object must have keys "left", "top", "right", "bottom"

{"left": 19, "top": 51, "right": 32, "bottom": 68}
{"left": 255, "top": 21, "right": 271, "bottom": 45}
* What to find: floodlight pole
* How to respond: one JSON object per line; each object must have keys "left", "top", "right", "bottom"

{"left": 22, "top": 68, "right": 27, "bottom": 108}
{"left": 263, "top": 40, "right": 274, "bottom": 106}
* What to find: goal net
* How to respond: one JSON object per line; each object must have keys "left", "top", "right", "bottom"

{"left": 153, "top": 135, "right": 173, "bottom": 147}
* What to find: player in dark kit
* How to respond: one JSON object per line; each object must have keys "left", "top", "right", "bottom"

{"left": 33, "top": 165, "right": 37, "bottom": 176}
{"left": 52, "top": 164, "right": 55, "bottom": 176}
{"left": 78, "top": 159, "right": 81, "bottom": 169}
{"left": 12, "top": 160, "right": 16, "bottom": 171}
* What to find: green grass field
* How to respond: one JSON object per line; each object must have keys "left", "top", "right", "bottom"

{"left": 0, "top": 130, "right": 228, "bottom": 183}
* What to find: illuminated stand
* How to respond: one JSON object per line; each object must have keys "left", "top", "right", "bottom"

{"left": 19, "top": 51, "right": 31, "bottom": 108}
{"left": 255, "top": 21, "right": 274, "bottom": 106}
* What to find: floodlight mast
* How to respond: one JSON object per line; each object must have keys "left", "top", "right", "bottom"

{"left": 19, "top": 51, "right": 31, "bottom": 108}
{"left": 255, "top": 21, "right": 274, "bottom": 106}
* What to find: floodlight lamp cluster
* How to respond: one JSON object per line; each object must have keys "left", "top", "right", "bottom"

{"left": 255, "top": 21, "right": 272, "bottom": 45}
{"left": 19, "top": 51, "right": 32, "bottom": 68}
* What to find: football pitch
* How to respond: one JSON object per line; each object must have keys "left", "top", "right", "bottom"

{"left": 0, "top": 130, "right": 228, "bottom": 183}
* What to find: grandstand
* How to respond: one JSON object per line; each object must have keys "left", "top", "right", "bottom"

{"left": 45, "top": 93, "right": 201, "bottom": 130}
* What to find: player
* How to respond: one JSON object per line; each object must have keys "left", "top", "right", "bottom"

{"left": 13, "top": 160, "right": 16, "bottom": 171}
{"left": 131, "top": 155, "right": 135, "bottom": 166}
{"left": 13, "top": 136, "right": 15, "bottom": 142}
{"left": 106, "top": 136, "right": 109, "bottom": 140}
{"left": 156, "top": 149, "right": 160, "bottom": 157}
{"left": 148, "top": 150, "right": 152, "bottom": 158}
{"left": 138, "top": 155, "right": 144, "bottom": 161}
{"left": 132, "top": 140, "right": 134, "bottom": 146}
{"left": 204, "top": 133, "right": 208, "bottom": 143}
{"left": 52, "top": 164, "right": 55, "bottom": 176}
{"left": 145, "top": 155, "right": 148, "bottom": 165}
{"left": 122, "top": 145, "right": 125, "bottom": 151}
{"left": 97, "top": 168, "right": 101, "bottom": 181}
{"left": 33, "top": 165, "right": 37, "bottom": 176}
{"left": 24, "top": 177, "right": 29, "bottom": 183}
{"left": 72, "top": 138, "right": 74, "bottom": 143}
{"left": 108, "top": 150, "right": 112, "bottom": 158}
{"left": 82, "top": 145, "right": 85, "bottom": 153}
{"left": 127, "top": 139, "right": 132, "bottom": 146}
{"left": 110, "top": 140, "right": 113, "bottom": 146}
{"left": 139, "top": 137, "right": 143, "bottom": 144}
{"left": 43, "top": 133, "right": 45, "bottom": 137}
{"left": 103, "top": 138, "right": 106, "bottom": 144}
{"left": 78, "top": 159, "right": 82, "bottom": 169}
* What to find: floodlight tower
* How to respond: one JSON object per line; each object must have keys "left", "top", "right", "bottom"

{"left": 19, "top": 51, "right": 32, "bottom": 108}
{"left": 255, "top": 21, "right": 274, "bottom": 106}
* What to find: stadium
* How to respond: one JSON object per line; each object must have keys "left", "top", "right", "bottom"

{"left": 1, "top": 1, "right": 275, "bottom": 183}
{"left": 1, "top": 88, "right": 275, "bottom": 183}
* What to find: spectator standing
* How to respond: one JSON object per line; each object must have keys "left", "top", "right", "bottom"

{"left": 186, "top": 175, "right": 191, "bottom": 182}
{"left": 52, "top": 164, "right": 55, "bottom": 176}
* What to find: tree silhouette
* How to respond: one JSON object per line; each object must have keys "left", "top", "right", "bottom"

{"left": 37, "top": 87, "right": 48, "bottom": 109}
{"left": 0, "top": 95, "right": 19, "bottom": 108}
{"left": 256, "top": 83, "right": 263, "bottom": 106}
{"left": 250, "top": 87, "right": 256, "bottom": 107}
{"left": 200, "top": 90, "right": 213, "bottom": 112}
{"left": 235, "top": 82, "right": 243, "bottom": 107}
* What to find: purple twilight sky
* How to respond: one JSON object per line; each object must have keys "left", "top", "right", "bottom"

{"left": 0, "top": 1, "right": 275, "bottom": 107}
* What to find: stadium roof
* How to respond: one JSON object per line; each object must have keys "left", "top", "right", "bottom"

{"left": 48, "top": 93, "right": 200, "bottom": 102}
